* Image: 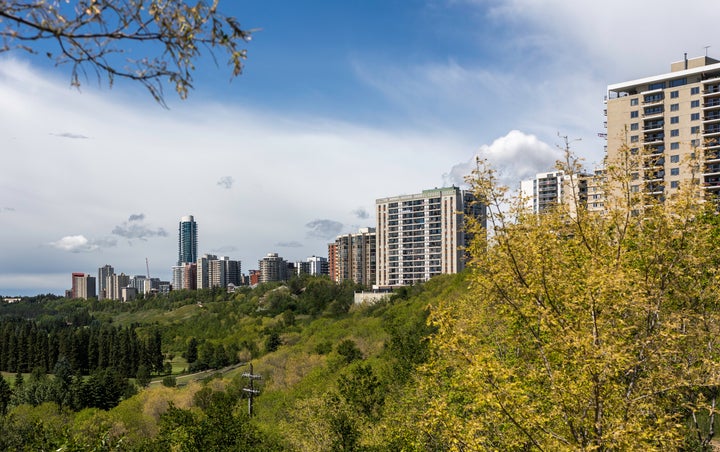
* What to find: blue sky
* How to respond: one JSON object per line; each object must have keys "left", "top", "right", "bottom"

{"left": 0, "top": 0, "right": 717, "bottom": 295}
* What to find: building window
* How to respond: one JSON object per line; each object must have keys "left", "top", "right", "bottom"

{"left": 630, "top": 123, "right": 639, "bottom": 131}
{"left": 630, "top": 98, "right": 639, "bottom": 106}
{"left": 691, "top": 126, "right": 700, "bottom": 134}
{"left": 671, "top": 142, "right": 680, "bottom": 150}
{"left": 669, "top": 78, "right": 687, "bottom": 87}
{"left": 670, "top": 155, "right": 680, "bottom": 163}
{"left": 691, "top": 113, "right": 700, "bottom": 120}
{"left": 670, "top": 168, "right": 680, "bottom": 176}
{"left": 670, "top": 104, "right": 679, "bottom": 111}
{"left": 671, "top": 129, "right": 679, "bottom": 137}
{"left": 630, "top": 111, "right": 639, "bottom": 118}
{"left": 691, "top": 139, "right": 700, "bottom": 147}
{"left": 691, "top": 86, "right": 700, "bottom": 95}
{"left": 691, "top": 100, "right": 700, "bottom": 108}
{"left": 650, "top": 82, "right": 667, "bottom": 90}
{"left": 670, "top": 90, "right": 679, "bottom": 98}
{"left": 671, "top": 116, "right": 679, "bottom": 124}
{"left": 630, "top": 135, "right": 639, "bottom": 143}
{"left": 671, "top": 181, "right": 680, "bottom": 189}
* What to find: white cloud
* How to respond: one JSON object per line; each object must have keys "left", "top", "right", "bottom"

{"left": 50, "top": 235, "right": 99, "bottom": 253}
{"left": 444, "top": 130, "right": 562, "bottom": 189}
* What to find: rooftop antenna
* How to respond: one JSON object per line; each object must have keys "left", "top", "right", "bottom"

{"left": 705, "top": 45, "right": 711, "bottom": 57}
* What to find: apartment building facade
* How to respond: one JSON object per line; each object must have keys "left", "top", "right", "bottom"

{"left": 606, "top": 55, "right": 720, "bottom": 200}
{"left": 329, "top": 227, "right": 376, "bottom": 286}
{"left": 520, "top": 170, "right": 589, "bottom": 214}
{"left": 375, "top": 187, "right": 484, "bottom": 289}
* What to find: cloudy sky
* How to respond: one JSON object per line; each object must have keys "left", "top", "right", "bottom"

{"left": 0, "top": 0, "right": 717, "bottom": 295}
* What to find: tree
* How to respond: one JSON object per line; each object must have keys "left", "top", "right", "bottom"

{"left": 185, "top": 337, "right": 198, "bottom": 364}
{"left": 335, "top": 339, "right": 362, "bottom": 364}
{"left": 0, "top": 375, "right": 10, "bottom": 416}
{"left": 411, "top": 150, "right": 720, "bottom": 450}
{"left": 0, "top": 1, "right": 252, "bottom": 105}
{"left": 136, "top": 364, "right": 151, "bottom": 387}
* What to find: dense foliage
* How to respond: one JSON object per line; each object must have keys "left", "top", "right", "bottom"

{"left": 2, "top": 150, "right": 720, "bottom": 449}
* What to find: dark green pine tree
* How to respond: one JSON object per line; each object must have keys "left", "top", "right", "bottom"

{"left": 0, "top": 374, "right": 10, "bottom": 416}
{"left": 185, "top": 337, "right": 198, "bottom": 365}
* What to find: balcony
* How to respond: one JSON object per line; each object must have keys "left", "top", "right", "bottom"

{"left": 704, "top": 98, "right": 720, "bottom": 109}
{"left": 704, "top": 125, "right": 720, "bottom": 135}
{"left": 704, "top": 111, "right": 720, "bottom": 122}
{"left": 703, "top": 176, "right": 720, "bottom": 190}
{"left": 643, "top": 106, "right": 664, "bottom": 118}
{"left": 643, "top": 93, "right": 664, "bottom": 105}
{"left": 705, "top": 149, "right": 720, "bottom": 162}
{"left": 645, "top": 170, "right": 665, "bottom": 181}
{"left": 644, "top": 133, "right": 665, "bottom": 144}
{"left": 705, "top": 164, "right": 720, "bottom": 175}
{"left": 643, "top": 120, "right": 664, "bottom": 131}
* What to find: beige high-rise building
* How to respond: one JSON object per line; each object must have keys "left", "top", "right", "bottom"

{"left": 329, "top": 227, "right": 376, "bottom": 286}
{"left": 375, "top": 187, "right": 485, "bottom": 289}
{"left": 606, "top": 55, "right": 720, "bottom": 201}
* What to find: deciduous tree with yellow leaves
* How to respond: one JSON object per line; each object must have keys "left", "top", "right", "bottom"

{"left": 409, "top": 147, "right": 720, "bottom": 450}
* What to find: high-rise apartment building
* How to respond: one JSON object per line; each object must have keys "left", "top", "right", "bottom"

{"left": 106, "top": 273, "right": 130, "bottom": 301}
{"left": 71, "top": 273, "right": 96, "bottom": 299}
{"left": 520, "top": 170, "right": 589, "bottom": 215}
{"left": 606, "top": 55, "right": 720, "bottom": 200}
{"left": 97, "top": 264, "right": 114, "bottom": 300}
{"left": 195, "top": 255, "right": 241, "bottom": 289}
{"left": 178, "top": 215, "right": 198, "bottom": 265}
{"left": 375, "top": 187, "right": 485, "bottom": 288}
{"left": 196, "top": 254, "right": 217, "bottom": 289}
{"left": 306, "top": 255, "right": 329, "bottom": 276}
{"left": 296, "top": 256, "right": 328, "bottom": 277}
{"left": 329, "top": 228, "right": 376, "bottom": 286}
{"left": 259, "top": 253, "right": 289, "bottom": 283}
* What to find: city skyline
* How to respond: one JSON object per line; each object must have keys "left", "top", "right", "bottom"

{"left": 1, "top": 1, "right": 718, "bottom": 295}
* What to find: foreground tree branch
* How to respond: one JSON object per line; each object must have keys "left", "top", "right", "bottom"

{"left": 0, "top": 0, "right": 252, "bottom": 106}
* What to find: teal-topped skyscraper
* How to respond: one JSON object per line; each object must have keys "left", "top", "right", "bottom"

{"left": 178, "top": 215, "right": 198, "bottom": 265}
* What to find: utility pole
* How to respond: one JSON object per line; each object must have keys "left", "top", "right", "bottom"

{"left": 241, "top": 363, "right": 261, "bottom": 416}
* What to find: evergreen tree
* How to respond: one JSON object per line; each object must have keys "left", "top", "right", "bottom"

{"left": 0, "top": 375, "right": 10, "bottom": 416}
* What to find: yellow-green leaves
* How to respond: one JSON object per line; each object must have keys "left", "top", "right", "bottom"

{"left": 415, "top": 150, "right": 720, "bottom": 450}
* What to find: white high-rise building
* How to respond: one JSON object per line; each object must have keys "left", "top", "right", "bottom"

{"left": 520, "top": 170, "right": 589, "bottom": 215}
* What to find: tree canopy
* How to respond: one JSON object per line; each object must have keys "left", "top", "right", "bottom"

{"left": 405, "top": 149, "right": 720, "bottom": 450}
{"left": 0, "top": 0, "right": 251, "bottom": 105}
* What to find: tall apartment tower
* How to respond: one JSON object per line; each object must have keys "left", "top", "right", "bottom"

{"left": 520, "top": 170, "right": 589, "bottom": 214}
{"left": 259, "top": 253, "right": 289, "bottom": 283}
{"left": 606, "top": 55, "right": 720, "bottom": 200}
{"left": 97, "top": 264, "right": 114, "bottom": 300}
{"left": 329, "top": 228, "right": 376, "bottom": 286}
{"left": 178, "top": 215, "right": 198, "bottom": 265}
{"left": 71, "top": 273, "right": 96, "bottom": 299}
{"left": 375, "top": 187, "right": 485, "bottom": 288}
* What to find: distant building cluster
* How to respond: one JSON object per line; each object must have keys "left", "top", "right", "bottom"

{"left": 67, "top": 186, "right": 485, "bottom": 299}
{"left": 68, "top": 265, "right": 170, "bottom": 302}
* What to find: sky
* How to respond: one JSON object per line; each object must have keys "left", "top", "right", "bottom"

{"left": 1, "top": 0, "right": 718, "bottom": 296}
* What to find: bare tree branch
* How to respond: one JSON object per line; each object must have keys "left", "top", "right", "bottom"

{"left": 0, "top": 0, "right": 252, "bottom": 106}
